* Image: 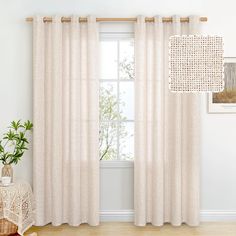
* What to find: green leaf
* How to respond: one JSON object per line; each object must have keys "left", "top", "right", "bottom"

{"left": 0, "top": 120, "right": 33, "bottom": 165}
{"left": 24, "top": 120, "right": 33, "bottom": 131}
{"left": 10, "top": 120, "right": 22, "bottom": 131}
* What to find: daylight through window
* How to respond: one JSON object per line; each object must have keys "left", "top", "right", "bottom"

{"left": 99, "top": 36, "right": 134, "bottom": 161}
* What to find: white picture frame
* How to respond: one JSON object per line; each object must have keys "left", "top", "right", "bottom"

{"left": 208, "top": 57, "right": 236, "bottom": 113}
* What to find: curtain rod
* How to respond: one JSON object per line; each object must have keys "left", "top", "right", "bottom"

{"left": 26, "top": 16, "right": 207, "bottom": 23}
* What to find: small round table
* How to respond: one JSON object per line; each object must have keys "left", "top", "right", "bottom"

{"left": 0, "top": 181, "right": 35, "bottom": 236}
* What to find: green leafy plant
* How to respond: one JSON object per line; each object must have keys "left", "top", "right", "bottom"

{"left": 0, "top": 120, "right": 33, "bottom": 165}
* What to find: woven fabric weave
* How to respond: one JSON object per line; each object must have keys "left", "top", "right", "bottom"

{"left": 169, "top": 35, "right": 224, "bottom": 92}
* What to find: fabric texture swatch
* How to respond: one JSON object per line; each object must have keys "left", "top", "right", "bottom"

{"left": 169, "top": 35, "right": 224, "bottom": 92}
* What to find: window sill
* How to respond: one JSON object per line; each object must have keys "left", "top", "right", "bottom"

{"left": 100, "top": 160, "right": 134, "bottom": 169}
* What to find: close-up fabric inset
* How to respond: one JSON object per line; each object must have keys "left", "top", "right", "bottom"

{"left": 169, "top": 35, "right": 224, "bottom": 92}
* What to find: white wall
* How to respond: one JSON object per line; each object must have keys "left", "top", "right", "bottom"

{"left": 0, "top": 0, "right": 236, "bottom": 220}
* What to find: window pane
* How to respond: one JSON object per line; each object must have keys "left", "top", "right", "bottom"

{"left": 100, "top": 82, "right": 118, "bottom": 121}
{"left": 119, "top": 81, "right": 134, "bottom": 120}
{"left": 119, "top": 40, "right": 134, "bottom": 80}
{"left": 100, "top": 41, "right": 118, "bottom": 79}
{"left": 119, "top": 122, "right": 134, "bottom": 160}
{"left": 99, "top": 37, "right": 134, "bottom": 161}
{"left": 100, "top": 122, "right": 117, "bottom": 160}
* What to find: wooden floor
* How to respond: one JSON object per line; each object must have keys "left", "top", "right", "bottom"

{"left": 25, "top": 222, "right": 236, "bottom": 236}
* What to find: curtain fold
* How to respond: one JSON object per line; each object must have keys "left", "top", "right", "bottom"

{"left": 134, "top": 15, "right": 201, "bottom": 226}
{"left": 33, "top": 15, "right": 99, "bottom": 226}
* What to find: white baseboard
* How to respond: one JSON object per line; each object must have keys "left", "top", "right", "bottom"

{"left": 200, "top": 210, "right": 236, "bottom": 222}
{"left": 100, "top": 210, "right": 134, "bottom": 222}
{"left": 100, "top": 210, "right": 236, "bottom": 222}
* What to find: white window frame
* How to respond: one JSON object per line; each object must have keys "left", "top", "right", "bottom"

{"left": 99, "top": 32, "right": 134, "bottom": 167}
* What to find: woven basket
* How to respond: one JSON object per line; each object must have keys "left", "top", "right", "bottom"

{"left": 0, "top": 219, "right": 17, "bottom": 236}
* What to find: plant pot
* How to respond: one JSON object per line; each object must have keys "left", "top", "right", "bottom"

{"left": 1, "top": 165, "right": 13, "bottom": 183}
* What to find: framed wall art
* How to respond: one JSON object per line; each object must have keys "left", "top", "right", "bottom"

{"left": 208, "top": 57, "right": 236, "bottom": 113}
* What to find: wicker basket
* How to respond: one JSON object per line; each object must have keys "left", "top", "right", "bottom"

{"left": 0, "top": 219, "right": 17, "bottom": 236}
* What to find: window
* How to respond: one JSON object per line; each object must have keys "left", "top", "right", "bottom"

{"left": 99, "top": 34, "right": 134, "bottom": 161}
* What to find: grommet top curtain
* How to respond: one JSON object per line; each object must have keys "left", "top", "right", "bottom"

{"left": 33, "top": 16, "right": 99, "bottom": 226}
{"left": 134, "top": 15, "right": 201, "bottom": 226}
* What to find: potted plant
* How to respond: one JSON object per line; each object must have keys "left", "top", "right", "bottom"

{"left": 0, "top": 120, "right": 33, "bottom": 182}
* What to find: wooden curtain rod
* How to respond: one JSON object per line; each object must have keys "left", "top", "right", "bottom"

{"left": 26, "top": 16, "right": 207, "bottom": 23}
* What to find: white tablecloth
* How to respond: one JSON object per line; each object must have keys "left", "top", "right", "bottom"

{"left": 0, "top": 181, "right": 35, "bottom": 235}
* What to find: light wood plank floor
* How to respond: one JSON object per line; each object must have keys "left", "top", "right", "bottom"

{"left": 25, "top": 222, "right": 236, "bottom": 236}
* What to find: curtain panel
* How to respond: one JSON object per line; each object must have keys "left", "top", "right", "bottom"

{"left": 33, "top": 16, "right": 99, "bottom": 226}
{"left": 134, "top": 15, "right": 201, "bottom": 226}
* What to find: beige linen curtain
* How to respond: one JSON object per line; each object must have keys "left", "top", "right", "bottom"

{"left": 134, "top": 15, "right": 201, "bottom": 226}
{"left": 33, "top": 16, "right": 99, "bottom": 226}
